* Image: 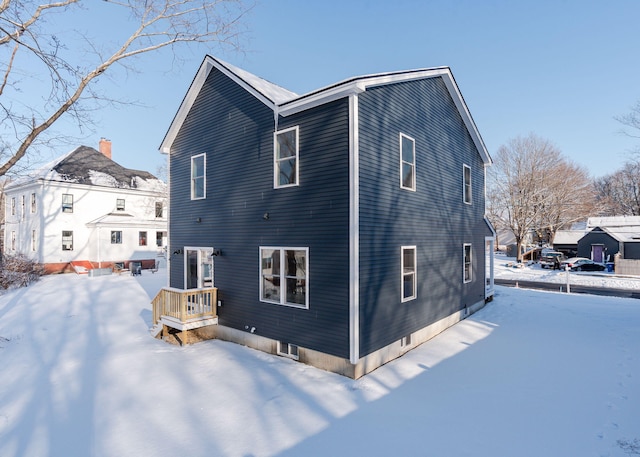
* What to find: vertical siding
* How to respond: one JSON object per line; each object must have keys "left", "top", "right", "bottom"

{"left": 169, "top": 69, "right": 351, "bottom": 359}
{"left": 358, "top": 76, "right": 488, "bottom": 356}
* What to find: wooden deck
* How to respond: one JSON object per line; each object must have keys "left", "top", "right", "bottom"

{"left": 151, "top": 287, "right": 218, "bottom": 329}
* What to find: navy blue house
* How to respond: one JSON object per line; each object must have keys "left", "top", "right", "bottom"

{"left": 158, "top": 55, "right": 495, "bottom": 378}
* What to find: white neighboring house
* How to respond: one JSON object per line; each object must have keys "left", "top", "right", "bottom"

{"left": 3, "top": 140, "right": 167, "bottom": 274}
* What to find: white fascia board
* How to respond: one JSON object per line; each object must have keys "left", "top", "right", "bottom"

{"left": 278, "top": 82, "right": 365, "bottom": 117}
{"left": 159, "top": 56, "right": 277, "bottom": 154}
{"left": 277, "top": 69, "right": 492, "bottom": 168}
{"left": 439, "top": 74, "right": 492, "bottom": 166}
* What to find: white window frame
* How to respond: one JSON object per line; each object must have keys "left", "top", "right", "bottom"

{"left": 62, "top": 194, "right": 73, "bottom": 213}
{"left": 111, "top": 230, "right": 123, "bottom": 244}
{"left": 400, "top": 133, "right": 416, "bottom": 191}
{"left": 401, "top": 246, "right": 417, "bottom": 302}
{"left": 116, "top": 198, "right": 125, "bottom": 211}
{"left": 274, "top": 126, "right": 299, "bottom": 188}
{"left": 400, "top": 334, "right": 413, "bottom": 348}
{"left": 31, "top": 193, "right": 36, "bottom": 213}
{"left": 463, "top": 164, "right": 472, "bottom": 205}
{"left": 260, "top": 246, "right": 309, "bottom": 309}
{"left": 277, "top": 341, "right": 300, "bottom": 360}
{"left": 20, "top": 195, "right": 25, "bottom": 219}
{"left": 155, "top": 201, "right": 164, "bottom": 218}
{"left": 62, "top": 231, "right": 73, "bottom": 251}
{"left": 184, "top": 247, "right": 214, "bottom": 289}
{"left": 191, "top": 153, "right": 206, "bottom": 200}
{"left": 463, "top": 243, "right": 472, "bottom": 283}
{"left": 10, "top": 197, "right": 15, "bottom": 216}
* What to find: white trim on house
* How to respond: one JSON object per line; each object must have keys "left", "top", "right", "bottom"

{"left": 401, "top": 245, "right": 417, "bottom": 302}
{"left": 485, "top": 236, "right": 495, "bottom": 298}
{"left": 349, "top": 93, "right": 360, "bottom": 365}
{"left": 273, "top": 126, "right": 300, "bottom": 189}
{"left": 463, "top": 163, "right": 472, "bottom": 205}
{"left": 259, "top": 246, "right": 310, "bottom": 309}
{"left": 399, "top": 133, "right": 416, "bottom": 192}
{"left": 160, "top": 56, "right": 491, "bottom": 167}
{"left": 463, "top": 243, "right": 473, "bottom": 283}
{"left": 190, "top": 153, "right": 206, "bottom": 200}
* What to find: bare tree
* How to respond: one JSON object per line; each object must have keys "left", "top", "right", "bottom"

{"left": 487, "top": 133, "right": 595, "bottom": 260}
{"left": 616, "top": 100, "right": 640, "bottom": 141}
{"left": 0, "top": 0, "right": 252, "bottom": 177}
{"left": 594, "top": 159, "right": 640, "bottom": 216}
{"left": 538, "top": 160, "right": 596, "bottom": 241}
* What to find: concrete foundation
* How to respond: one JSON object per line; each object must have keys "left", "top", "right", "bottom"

{"left": 156, "top": 298, "right": 488, "bottom": 379}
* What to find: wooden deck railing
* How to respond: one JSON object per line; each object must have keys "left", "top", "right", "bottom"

{"left": 152, "top": 287, "right": 218, "bottom": 325}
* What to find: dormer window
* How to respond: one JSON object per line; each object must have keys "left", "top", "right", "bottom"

{"left": 116, "top": 199, "right": 125, "bottom": 211}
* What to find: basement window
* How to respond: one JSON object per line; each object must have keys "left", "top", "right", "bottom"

{"left": 277, "top": 341, "right": 299, "bottom": 360}
{"left": 400, "top": 334, "right": 413, "bottom": 348}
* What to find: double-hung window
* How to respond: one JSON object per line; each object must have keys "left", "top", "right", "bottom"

{"left": 155, "top": 202, "right": 164, "bottom": 218}
{"left": 400, "top": 133, "right": 416, "bottom": 191}
{"left": 260, "top": 247, "right": 308, "bottom": 308}
{"left": 139, "top": 231, "right": 147, "bottom": 246}
{"left": 62, "top": 231, "right": 73, "bottom": 251}
{"left": 111, "top": 231, "right": 122, "bottom": 244}
{"left": 401, "top": 246, "right": 417, "bottom": 301}
{"left": 10, "top": 197, "right": 15, "bottom": 216}
{"left": 62, "top": 194, "right": 73, "bottom": 213}
{"left": 191, "top": 154, "right": 206, "bottom": 199}
{"left": 116, "top": 199, "right": 125, "bottom": 211}
{"left": 463, "top": 243, "right": 472, "bottom": 283}
{"left": 463, "top": 164, "right": 472, "bottom": 204}
{"left": 31, "top": 193, "right": 36, "bottom": 213}
{"left": 274, "top": 126, "right": 299, "bottom": 188}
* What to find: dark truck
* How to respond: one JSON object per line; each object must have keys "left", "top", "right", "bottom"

{"left": 540, "top": 251, "right": 565, "bottom": 269}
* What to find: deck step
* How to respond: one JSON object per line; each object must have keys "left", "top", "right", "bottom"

{"left": 150, "top": 324, "right": 163, "bottom": 338}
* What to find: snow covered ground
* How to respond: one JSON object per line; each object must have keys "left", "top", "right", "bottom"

{"left": 495, "top": 251, "right": 640, "bottom": 290}
{"left": 0, "top": 266, "right": 639, "bottom": 457}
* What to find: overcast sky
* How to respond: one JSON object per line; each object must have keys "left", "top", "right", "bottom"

{"left": 33, "top": 0, "right": 640, "bottom": 179}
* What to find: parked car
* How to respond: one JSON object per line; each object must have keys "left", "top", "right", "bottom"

{"left": 560, "top": 257, "right": 606, "bottom": 272}
{"left": 540, "top": 251, "right": 565, "bottom": 269}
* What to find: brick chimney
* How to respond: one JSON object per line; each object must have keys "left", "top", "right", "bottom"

{"left": 99, "top": 138, "right": 112, "bottom": 159}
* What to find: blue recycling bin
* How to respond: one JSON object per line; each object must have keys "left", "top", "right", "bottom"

{"left": 606, "top": 263, "right": 614, "bottom": 273}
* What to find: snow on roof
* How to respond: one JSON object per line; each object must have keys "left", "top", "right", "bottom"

{"left": 160, "top": 56, "right": 491, "bottom": 165}
{"left": 587, "top": 216, "right": 640, "bottom": 228}
{"left": 215, "top": 58, "right": 298, "bottom": 105}
{"left": 8, "top": 146, "right": 166, "bottom": 192}
{"left": 553, "top": 230, "right": 587, "bottom": 245}
{"left": 86, "top": 211, "right": 166, "bottom": 228}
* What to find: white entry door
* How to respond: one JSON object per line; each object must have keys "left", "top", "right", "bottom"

{"left": 185, "top": 247, "right": 213, "bottom": 289}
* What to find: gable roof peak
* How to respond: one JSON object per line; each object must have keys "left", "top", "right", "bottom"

{"left": 160, "top": 56, "right": 491, "bottom": 165}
